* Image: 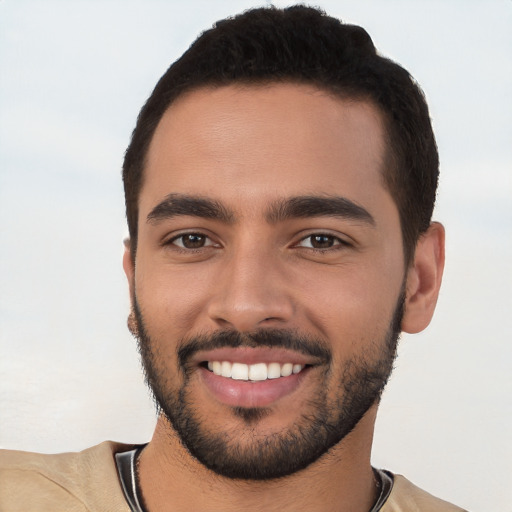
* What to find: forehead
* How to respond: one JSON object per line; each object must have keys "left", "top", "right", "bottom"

{"left": 141, "top": 83, "right": 390, "bottom": 218}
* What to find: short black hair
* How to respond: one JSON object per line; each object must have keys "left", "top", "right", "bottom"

{"left": 123, "top": 5, "right": 438, "bottom": 265}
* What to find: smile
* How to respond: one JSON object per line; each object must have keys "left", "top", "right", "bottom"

{"left": 206, "top": 361, "right": 304, "bottom": 381}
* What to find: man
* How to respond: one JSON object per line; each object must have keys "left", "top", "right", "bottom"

{"left": 0, "top": 5, "right": 467, "bottom": 512}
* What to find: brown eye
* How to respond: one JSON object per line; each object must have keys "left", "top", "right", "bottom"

{"left": 310, "top": 235, "right": 335, "bottom": 249}
{"left": 173, "top": 233, "right": 209, "bottom": 249}
{"left": 297, "top": 234, "right": 343, "bottom": 250}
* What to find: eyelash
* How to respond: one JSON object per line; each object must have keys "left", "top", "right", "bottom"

{"left": 294, "top": 233, "right": 349, "bottom": 252}
{"left": 164, "top": 232, "right": 349, "bottom": 253}
{"left": 164, "top": 232, "right": 219, "bottom": 251}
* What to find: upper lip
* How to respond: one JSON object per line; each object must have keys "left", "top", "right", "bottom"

{"left": 191, "top": 347, "right": 318, "bottom": 366}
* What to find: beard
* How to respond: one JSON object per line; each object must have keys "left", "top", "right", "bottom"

{"left": 131, "top": 293, "right": 404, "bottom": 481}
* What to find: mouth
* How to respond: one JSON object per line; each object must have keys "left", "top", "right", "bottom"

{"left": 194, "top": 349, "right": 317, "bottom": 408}
{"left": 202, "top": 360, "right": 308, "bottom": 381}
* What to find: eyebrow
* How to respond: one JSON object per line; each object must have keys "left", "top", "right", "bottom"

{"left": 147, "top": 193, "right": 235, "bottom": 224}
{"left": 266, "top": 195, "right": 375, "bottom": 226}
{"left": 146, "top": 193, "right": 375, "bottom": 227}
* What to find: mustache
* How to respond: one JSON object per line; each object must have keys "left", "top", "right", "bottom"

{"left": 178, "top": 329, "right": 332, "bottom": 368}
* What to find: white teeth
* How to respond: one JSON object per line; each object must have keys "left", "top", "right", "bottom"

{"left": 248, "top": 362, "right": 267, "bottom": 381}
{"left": 280, "top": 363, "right": 293, "bottom": 377}
{"left": 212, "top": 361, "right": 222, "bottom": 376}
{"left": 231, "top": 362, "right": 249, "bottom": 380}
{"left": 267, "top": 362, "right": 281, "bottom": 379}
{"left": 207, "top": 361, "right": 304, "bottom": 381}
{"left": 221, "top": 361, "right": 232, "bottom": 378}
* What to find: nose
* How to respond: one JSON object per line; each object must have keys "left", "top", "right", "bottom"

{"left": 206, "top": 243, "right": 295, "bottom": 332}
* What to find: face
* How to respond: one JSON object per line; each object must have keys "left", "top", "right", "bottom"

{"left": 126, "top": 84, "right": 408, "bottom": 480}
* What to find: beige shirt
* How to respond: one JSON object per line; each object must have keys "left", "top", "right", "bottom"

{"left": 0, "top": 442, "right": 467, "bottom": 512}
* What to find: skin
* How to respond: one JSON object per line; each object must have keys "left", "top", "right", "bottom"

{"left": 123, "top": 83, "right": 445, "bottom": 512}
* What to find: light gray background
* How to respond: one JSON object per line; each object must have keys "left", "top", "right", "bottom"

{"left": 1, "top": 1, "right": 511, "bottom": 511}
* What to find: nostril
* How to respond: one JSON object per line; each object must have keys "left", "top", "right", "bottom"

{"left": 213, "top": 317, "right": 232, "bottom": 328}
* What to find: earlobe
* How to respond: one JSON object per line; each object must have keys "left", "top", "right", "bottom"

{"left": 402, "top": 222, "right": 445, "bottom": 334}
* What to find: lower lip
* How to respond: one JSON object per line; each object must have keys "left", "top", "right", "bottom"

{"left": 199, "top": 367, "right": 310, "bottom": 408}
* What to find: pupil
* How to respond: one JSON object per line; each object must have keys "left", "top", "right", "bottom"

{"left": 183, "top": 234, "right": 205, "bottom": 248}
{"left": 312, "top": 235, "right": 333, "bottom": 248}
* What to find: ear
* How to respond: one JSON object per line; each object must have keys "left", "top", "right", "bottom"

{"left": 123, "top": 237, "right": 135, "bottom": 301}
{"left": 123, "top": 238, "right": 139, "bottom": 337}
{"left": 402, "top": 222, "right": 445, "bottom": 334}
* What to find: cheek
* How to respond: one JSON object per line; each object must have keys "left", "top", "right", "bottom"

{"left": 300, "top": 264, "right": 401, "bottom": 350}
{"left": 135, "top": 260, "right": 214, "bottom": 337}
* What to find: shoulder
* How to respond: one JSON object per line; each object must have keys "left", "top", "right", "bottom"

{"left": 382, "top": 473, "right": 468, "bottom": 512}
{"left": 0, "top": 441, "right": 133, "bottom": 512}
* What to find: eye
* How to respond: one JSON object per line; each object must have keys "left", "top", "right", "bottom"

{"left": 297, "top": 234, "right": 344, "bottom": 249}
{"left": 170, "top": 233, "right": 215, "bottom": 249}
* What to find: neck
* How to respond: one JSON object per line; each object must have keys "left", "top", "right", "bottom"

{"left": 137, "top": 406, "right": 379, "bottom": 512}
